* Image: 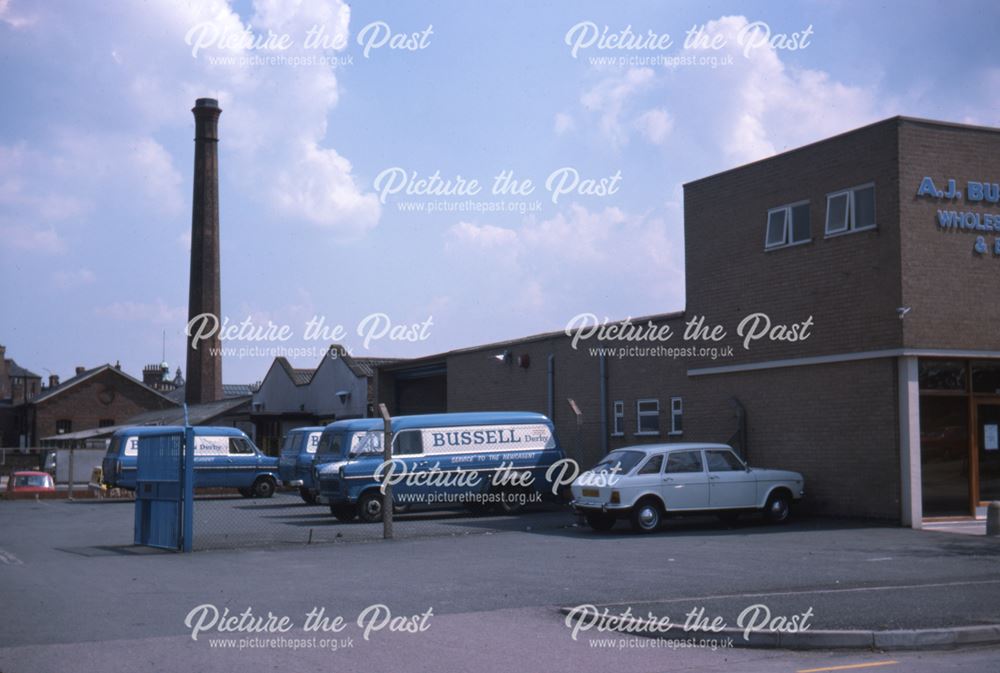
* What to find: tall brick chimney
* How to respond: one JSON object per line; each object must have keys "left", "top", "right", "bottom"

{"left": 185, "top": 97, "right": 223, "bottom": 404}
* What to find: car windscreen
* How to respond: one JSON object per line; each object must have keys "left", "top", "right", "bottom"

{"left": 105, "top": 436, "right": 121, "bottom": 457}
{"left": 14, "top": 475, "right": 50, "bottom": 487}
{"left": 589, "top": 450, "right": 645, "bottom": 475}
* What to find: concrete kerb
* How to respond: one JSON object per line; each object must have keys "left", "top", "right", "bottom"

{"left": 555, "top": 607, "right": 1000, "bottom": 651}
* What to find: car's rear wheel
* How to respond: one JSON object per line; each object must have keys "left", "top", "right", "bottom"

{"left": 252, "top": 476, "right": 276, "bottom": 499}
{"left": 331, "top": 504, "right": 357, "bottom": 522}
{"left": 764, "top": 492, "right": 791, "bottom": 523}
{"left": 299, "top": 486, "right": 317, "bottom": 504}
{"left": 630, "top": 499, "right": 663, "bottom": 533}
{"left": 585, "top": 512, "right": 616, "bottom": 532}
{"left": 357, "top": 491, "right": 384, "bottom": 523}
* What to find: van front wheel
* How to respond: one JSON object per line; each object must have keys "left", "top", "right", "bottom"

{"left": 357, "top": 491, "right": 384, "bottom": 523}
{"left": 252, "top": 477, "right": 276, "bottom": 499}
{"left": 331, "top": 504, "right": 357, "bottom": 522}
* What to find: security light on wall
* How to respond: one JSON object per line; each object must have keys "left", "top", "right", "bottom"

{"left": 336, "top": 390, "right": 351, "bottom": 404}
{"left": 493, "top": 350, "right": 511, "bottom": 363}
{"left": 897, "top": 307, "right": 912, "bottom": 319}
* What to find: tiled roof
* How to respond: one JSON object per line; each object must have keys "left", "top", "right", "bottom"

{"left": 166, "top": 383, "right": 257, "bottom": 402}
{"left": 350, "top": 357, "right": 405, "bottom": 377}
{"left": 5, "top": 359, "right": 41, "bottom": 379}
{"left": 30, "top": 364, "right": 177, "bottom": 405}
{"left": 126, "top": 395, "right": 251, "bottom": 426}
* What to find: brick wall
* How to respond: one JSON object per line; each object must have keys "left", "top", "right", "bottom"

{"left": 684, "top": 118, "right": 904, "bottom": 367}
{"left": 898, "top": 121, "right": 1000, "bottom": 349}
{"left": 31, "top": 369, "right": 176, "bottom": 442}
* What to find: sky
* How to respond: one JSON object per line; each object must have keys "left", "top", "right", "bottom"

{"left": 1, "top": 0, "right": 999, "bottom": 385}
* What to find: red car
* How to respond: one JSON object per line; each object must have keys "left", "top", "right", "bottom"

{"left": 6, "top": 471, "right": 55, "bottom": 495}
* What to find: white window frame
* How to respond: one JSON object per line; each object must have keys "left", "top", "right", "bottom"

{"left": 669, "top": 397, "right": 683, "bottom": 436}
{"left": 635, "top": 398, "right": 660, "bottom": 436}
{"left": 612, "top": 400, "right": 624, "bottom": 436}
{"left": 825, "top": 182, "right": 876, "bottom": 237}
{"left": 765, "top": 200, "right": 811, "bottom": 250}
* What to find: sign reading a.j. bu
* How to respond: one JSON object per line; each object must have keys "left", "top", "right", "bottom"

{"left": 917, "top": 176, "right": 1000, "bottom": 257}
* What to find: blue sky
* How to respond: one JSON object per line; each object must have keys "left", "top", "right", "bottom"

{"left": 1, "top": 0, "right": 998, "bottom": 384}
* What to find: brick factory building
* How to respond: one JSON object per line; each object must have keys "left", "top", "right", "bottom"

{"left": 377, "top": 116, "right": 1000, "bottom": 526}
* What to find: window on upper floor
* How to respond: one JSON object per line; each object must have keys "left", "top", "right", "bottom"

{"left": 826, "top": 183, "right": 876, "bottom": 236}
{"left": 765, "top": 201, "right": 810, "bottom": 249}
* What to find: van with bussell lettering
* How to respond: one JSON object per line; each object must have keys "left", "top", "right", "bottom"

{"left": 277, "top": 426, "right": 325, "bottom": 503}
{"left": 314, "top": 412, "right": 565, "bottom": 523}
{"left": 570, "top": 443, "right": 804, "bottom": 533}
{"left": 101, "top": 426, "right": 281, "bottom": 498}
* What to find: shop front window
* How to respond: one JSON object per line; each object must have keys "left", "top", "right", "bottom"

{"left": 919, "top": 360, "right": 966, "bottom": 391}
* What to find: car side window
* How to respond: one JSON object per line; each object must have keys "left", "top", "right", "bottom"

{"left": 665, "top": 451, "right": 703, "bottom": 473}
{"left": 706, "top": 450, "right": 744, "bottom": 472}
{"left": 637, "top": 454, "right": 663, "bottom": 475}
{"left": 229, "top": 438, "right": 254, "bottom": 455}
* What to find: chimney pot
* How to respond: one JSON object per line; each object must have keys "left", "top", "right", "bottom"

{"left": 75, "top": 366, "right": 85, "bottom": 376}
{"left": 49, "top": 374, "right": 59, "bottom": 388}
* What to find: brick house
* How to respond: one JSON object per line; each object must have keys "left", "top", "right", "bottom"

{"left": 376, "top": 116, "right": 1000, "bottom": 525}
{"left": 23, "top": 364, "right": 178, "bottom": 445}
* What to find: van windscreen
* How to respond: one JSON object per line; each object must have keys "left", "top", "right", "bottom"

{"left": 315, "top": 432, "right": 343, "bottom": 460}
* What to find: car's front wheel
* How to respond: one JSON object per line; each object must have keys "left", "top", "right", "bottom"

{"left": 764, "top": 491, "right": 791, "bottom": 523}
{"left": 299, "top": 486, "right": 317, "bottom": 504}
{"left": 585, "top": 511, "right": 616, "bottom": 532}
{"left": 630, "top": 499, "right": 663, "bottom": 533}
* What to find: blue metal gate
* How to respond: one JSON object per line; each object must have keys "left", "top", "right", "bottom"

{"left": 134, "top": 425, "right": 194, "bottom": 551}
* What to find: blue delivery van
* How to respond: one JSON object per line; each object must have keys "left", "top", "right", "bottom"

{"left": 314, "top": 412, "right": 565, "bottom": 523}
{"left": 277, "top": 426, "right": 325, "bottom": 503}
{"left": 101, "top": 426, "right": 281, "bottom": 497}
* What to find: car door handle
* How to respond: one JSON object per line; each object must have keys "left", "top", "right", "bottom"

{"left": 663, "top": 477, "right": 674, "bottom": 483}
{"left": 709, "top": 475, "right": 719, "bottom": 480}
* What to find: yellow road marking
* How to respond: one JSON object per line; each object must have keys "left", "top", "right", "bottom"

{"left": 797, "top": 661, "right": 898, "bottom": 673}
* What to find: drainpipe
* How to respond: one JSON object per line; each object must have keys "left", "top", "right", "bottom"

{"left": 547, "top": 355, "right": 554, "bottom": 421}
{"left": 599, "top": 353, "right": 608, "bottom": 455}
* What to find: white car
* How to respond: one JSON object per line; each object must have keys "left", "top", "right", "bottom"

{"left": 570, "top": 443, "right": 804, "bottom": 533}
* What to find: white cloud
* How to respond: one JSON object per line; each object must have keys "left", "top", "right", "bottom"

{"left": 444, "top": 203, "right": 685, "bottom": 317}
{"left": 95, "top": 299, "right": 187, "bottom": 325}
{"left": 52, "top": 268, "right": 96, "bottom": 288}
{"left": 580, "top": 67, "right": 655, "bottom": 147}
{"left": 272, "top": 142, "right": 380, "bottom": 234}
{"left": 0, "top": 0, "right": 36, "bottom": 28}
{"left": 676, "top": 15, "right": 885, "bottom": 164}
{"left": 634, "top": 108, "right": 673, "bottom": 145}
{"left": 554, "top": 112, "right": 575, "bottom": 135}
{"left": 446, "top": 221, "right": 519, "bottom": 250}
{"left": 0, "top": 222, "right": 67, "bottom": 254}
{"left": 7, "top": 0, "right": 378, "bottom": 240}
{"left": 568, "top": 15, "right": 887, "bottom": 162}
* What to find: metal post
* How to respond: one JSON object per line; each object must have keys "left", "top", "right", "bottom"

{"left": 67, "top": 446, "right": 75, "bottom": 501}
{"left": 379, "top": 403, "right": 393, "bottom": 540}
{"left": 988, "top": 502, "right": 1000, "bottom": 537}
{"left": 182, "top": 404, "right": 194, "bottom": 552}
